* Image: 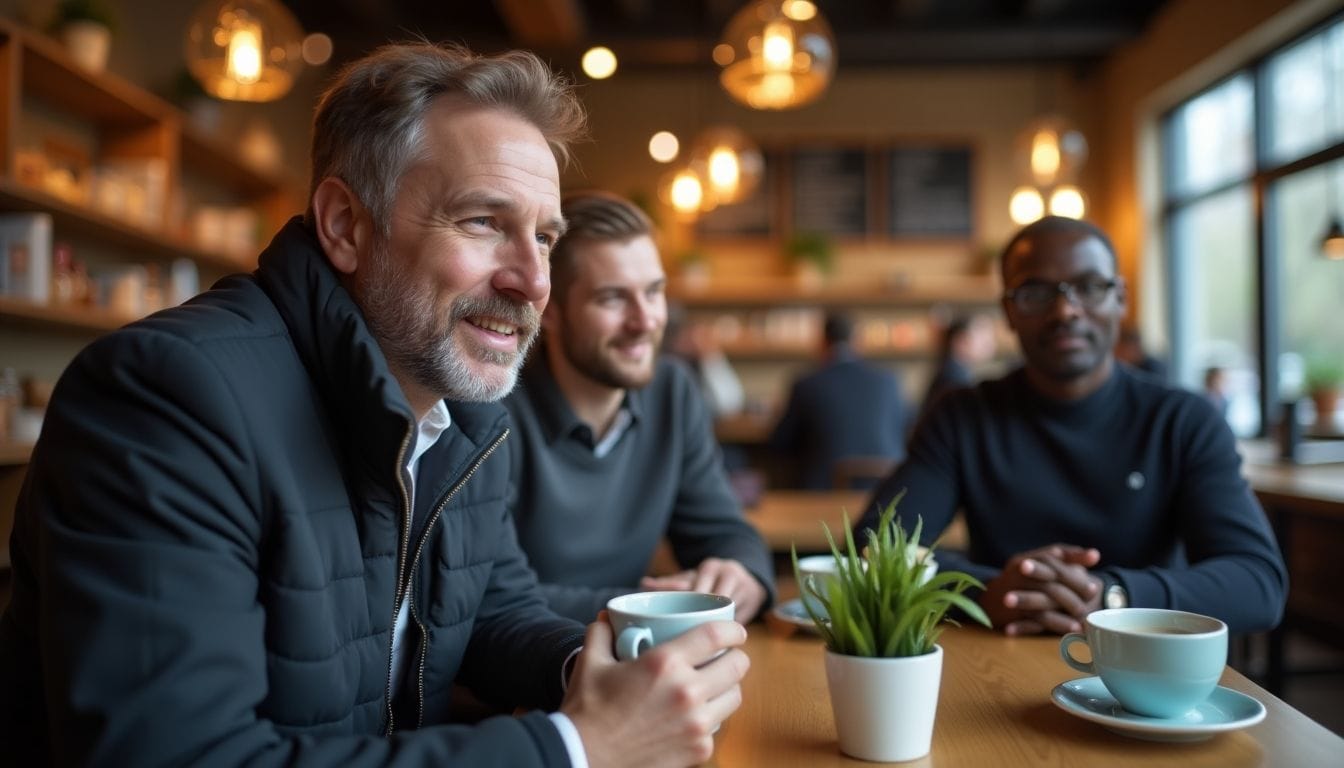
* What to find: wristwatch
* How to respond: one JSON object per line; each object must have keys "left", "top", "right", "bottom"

{"left": 1103, "top": 579, "right": 1129, "bottom": 609}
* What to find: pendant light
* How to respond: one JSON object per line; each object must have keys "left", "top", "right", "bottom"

{"left": 717, "top": 0, "right": 835, "bottom": 111}
{"left": 185, "top": 0, "right": 305, "bottom": 102}
{"left": 1322, "top": 215, "right": 1344, "bottom": 260}
{"left": 688, "top": 126, "right": 764, "bottom": 205}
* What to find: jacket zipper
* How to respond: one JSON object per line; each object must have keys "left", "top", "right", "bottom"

{"left": 382, "top": 426, "right": 415, "bottom": 736}
{"left": 385, "top": 427, "right": 510, "bottom": 734}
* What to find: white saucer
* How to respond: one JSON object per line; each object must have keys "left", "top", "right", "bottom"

{"left": 1051, "top": 676, "right": 1266, "bottom": 742}
{"left": 770, "top": 597, "right": 824, "bottom": 633}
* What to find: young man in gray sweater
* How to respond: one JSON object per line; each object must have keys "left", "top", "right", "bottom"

{"left": 504, "top": 191, "right": 774, "bottom": 624}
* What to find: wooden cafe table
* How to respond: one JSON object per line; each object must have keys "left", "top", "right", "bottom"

{"left": 708, "top": 619, "right": 1344, "bottom": 767}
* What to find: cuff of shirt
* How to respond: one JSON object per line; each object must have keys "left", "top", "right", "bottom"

{"left": 560, "top": 646, "right": 583, "bottom": 692}
{"left": 547, "top": 712, "right": 590, "bottom": 768}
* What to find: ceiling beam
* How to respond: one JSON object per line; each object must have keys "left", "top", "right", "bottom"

{"left": 493, "top": 0, "right": 586, "bottom": 49}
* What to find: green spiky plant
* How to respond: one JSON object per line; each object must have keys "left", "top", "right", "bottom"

{"left": 792, "top": 492, "right": 990, "bottom": 657}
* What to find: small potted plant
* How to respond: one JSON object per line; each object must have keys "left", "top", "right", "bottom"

{"left": 793, "top": 493, "right": 989, "bottom": 762}
{"left": 50, "top": 0, "right": 117, "bottom": 73}
{"left": 784, "top": 231, "right": 833, "bottom": 288}
{"left": 1306, "top": 358, "right": 1343, "bottom": 428}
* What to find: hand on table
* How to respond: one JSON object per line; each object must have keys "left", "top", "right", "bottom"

{"left": 640, "top": 557, "right": 767, "bottom": 623}
{"left": 978, "top": 544, "right": 1104, "bottom": 636}
{"left": 562, "top": 614, "right": 749, "bottom": 768}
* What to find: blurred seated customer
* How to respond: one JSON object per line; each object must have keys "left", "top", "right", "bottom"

{"left": 919, "top": 313, "right": 997, "bottom": 425}
{"left": 0, "top": 43, "right": 749, "bottom": 766}
{"left": 1204, "top": 365, "right": 1230, "bottom": 419}
{"left": 665, "top": 303, "right": 746, "bottom": 418}
{"left": 769, "top": 311, "right": 911, "bottom": 490}
{"left": 859, "top": 216, "right": 1286, "bottom": 637}
{"left": 1115, "top": 322, "right": 1168, "bottom": 380}
{"left": 504, "top": 191, "right": 774, "bottom": 625}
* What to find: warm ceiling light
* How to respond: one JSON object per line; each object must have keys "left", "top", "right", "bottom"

{"left": 658, "top": 164, "right": 716, "bottom": 220}
{"left": 186, "top": 0, "right": 305, "bottom": 102}
{"left": 648, "top": 131, "right": 680, "bottom": 163}
{"left": 581, "top": 46, "right": 617, "bottom": 79}
{"left": 718, "top": 0, "right": 836, "bottom": 110}
{"left": 1048, "top": 185, "right": 1087, "bottom": 219}
{"left": 1322, "top": 218, "right": 1344, "bottom": 260}
{"left": 1009, "top": 186, "right": 1045, "bottom": 225}
{"left": 688, "top": 126, "right": 763, "bottom": 205}
{"left": 1016, "top": 114, "right": 1088, "bottom": 187}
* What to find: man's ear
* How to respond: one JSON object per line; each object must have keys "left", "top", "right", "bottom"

{"left": 311, "top": 177, "right": 370, "bottom": 275}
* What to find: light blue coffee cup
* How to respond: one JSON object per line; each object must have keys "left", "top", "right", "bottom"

{"left": 1060, "top": 608, "right": 1227, "bottom": 719}
{"left": 607, "top": 591, "right": 735, "bottom": 662}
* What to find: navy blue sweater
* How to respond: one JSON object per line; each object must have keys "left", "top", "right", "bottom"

{"left": 860, "top": 365, "right": 1288, "bottom": 634}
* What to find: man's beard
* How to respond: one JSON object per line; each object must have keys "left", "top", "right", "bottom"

{"left": 357, "top": 242, "right": 540, "bottom": 402}
{"left": 556, "top": 315, "right": 662, "bottom": 391}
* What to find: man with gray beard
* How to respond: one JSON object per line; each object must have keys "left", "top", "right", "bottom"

{"left": 0, "top": 45, "right": 747, "bottom": 768}
{"left": 503, "top": 191, "right": 774, "bottom": 625}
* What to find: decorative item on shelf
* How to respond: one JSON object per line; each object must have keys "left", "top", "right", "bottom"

{"left": 687, "top": 126, "right": 764, "bottom": 206}
{"left": 1306, "top": 358, "right": 1343, "bottom": 428}
{"left": 0, "top": 212, "right": 53, "bottom": 305}
{"left": 784, "top": 230, "right": 833, "bottom": 288}
{"left": 792, "top": 493, "right": 989, "bottom": 762}
{"left": 717, "top": 0, "right": 835, "bottom": 110}
{"left": 675, "top": 248, "right": 711, "bottom": 291}
{"left": 50, "top": 0, "right": 117, "bottom": 73}
{"left": 1009, "top": 113, "right": 1089, "bottom": 225}
{"left": 170, "top": 68, "right": 223, "bottom": 135}
{"left": 185, "top": 0, "right": 305, "bottom": 102}
{"left": 239, "top": 118, "right": 284, "bottom": 173}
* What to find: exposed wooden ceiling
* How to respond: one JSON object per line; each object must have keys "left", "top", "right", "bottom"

{"left": 284, "top": 0, "right": 1173, "bottom": 75}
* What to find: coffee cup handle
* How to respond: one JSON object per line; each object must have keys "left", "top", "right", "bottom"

{"left": 1059, "top": 633, "right": 1095, "bottom": 675}
{"left": 616, "top": 626, "right": 654, "bottom": 661}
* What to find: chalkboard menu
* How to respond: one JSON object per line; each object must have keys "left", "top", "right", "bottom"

{"left": 695, "top": 152, "right": 775, "bottom": 238}
{"left": 789, "top": 147, "right": 870, "bottom": 237}
{"left": 887, "top": 146, "right": 973, "bottom": 237}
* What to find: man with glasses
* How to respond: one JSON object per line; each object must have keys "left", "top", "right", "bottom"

{"left": 858, "top": 216, "right": 1286, "bottom": 637}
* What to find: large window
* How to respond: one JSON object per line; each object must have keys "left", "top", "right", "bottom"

{"left": 1163, "top": 15, "right": 1344, "bottom": 436}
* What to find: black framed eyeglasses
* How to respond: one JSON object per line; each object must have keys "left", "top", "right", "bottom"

{"left": 1003, "top": 278, "right": 1119, "bottom": 314}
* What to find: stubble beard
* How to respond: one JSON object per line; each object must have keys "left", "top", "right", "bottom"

{"left": 358, "top": 241, "right": 540, "bottom": 402}
{"left": 558, "top": 317, "right": 663, "bottom": 391}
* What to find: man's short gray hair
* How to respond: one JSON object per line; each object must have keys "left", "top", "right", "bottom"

{"left": 306, "top": 42, "right": 587, "bottom": 236}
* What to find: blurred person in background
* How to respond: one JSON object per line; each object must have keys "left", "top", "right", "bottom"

{"left": 919, "top": 313, "right": 997, "bottom": 426}
{"left": 769, "top": 311, "right": 911, "bottom": 490}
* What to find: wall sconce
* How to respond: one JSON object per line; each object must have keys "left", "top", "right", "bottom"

{"left": 717, "top": 0, "right": 835, "bottom": 111}
{"left": 186, "top": 0, "right": 304, "bottom": 102}
{"left": 688, "top": 126, "right": 763, "bottom": 205}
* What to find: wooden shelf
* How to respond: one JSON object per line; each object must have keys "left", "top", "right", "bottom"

{"left": 0, "top": 180, "right": 253, "bottom": 271}
{"left": 0, "top": 441, "right": 33, "bottom": 466}
{"left": 180, "top": 124, "right": 289, "bottom": 198}
{"left": 668, "top": 277, "right": 999, "bottom": 308}
{"left": 720, "top": 341, "right": 932, "bottom": 362}
{"left": 0, "top": 295, "right": 135, "bottom": 333}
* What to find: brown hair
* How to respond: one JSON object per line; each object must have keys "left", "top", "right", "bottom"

{"left": 306, "top": 42, "right": 587, "bottom": 236}
{"left": 550, "top": 191, "right": 655, "bottom": 296}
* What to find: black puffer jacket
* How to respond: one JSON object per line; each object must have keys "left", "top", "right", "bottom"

{"left": 0, "top": 218, "right": 584, "bottom": 766}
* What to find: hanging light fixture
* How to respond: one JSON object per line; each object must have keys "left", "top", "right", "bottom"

{"left": 717, "top": 0, "right": 836, "bottom": 111}
{"left": 1009, "top": 113, "right": 1089, "bottom": 223}
{"left": 185, "top": 0, "right": 305, "bottom": 102}
{"left": 658, "top": 162, "right": 717, "bottom": 221}
{"left": 687, "top": 126, "right": 764, "bottom": 205}
{"left": 1322, "top": 218, "right": 1344, "bottom": 260}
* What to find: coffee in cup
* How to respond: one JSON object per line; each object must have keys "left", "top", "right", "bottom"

{"left": 1059, "top": 608, "right": 1227, "bottom": 719}
{"left": 607, "top": 591, "right": 735, "bottom": 662}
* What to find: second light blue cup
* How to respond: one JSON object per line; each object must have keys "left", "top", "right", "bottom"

{"left": 1060, "top": 607, "right": 1227, "bottom": 719}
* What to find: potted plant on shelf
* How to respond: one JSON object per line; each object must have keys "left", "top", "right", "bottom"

{"left": 784, "top": 231, "right": 833, "bottom": 289}
{"left": 793, "top": 493, "right": 989, "bottom": 762}
{"left": 50, "top": 0, "right": 117, "bottom": 73}
{"left": 1306, "top": 358, "right": 1343, "bottom": 429}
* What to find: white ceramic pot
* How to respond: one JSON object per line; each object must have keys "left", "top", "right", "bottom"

{"left": 824, "top": 644, "right": 943, "bottom": 762}
{"left": 61, "top": 21, "right": 112, "bottom": 73}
